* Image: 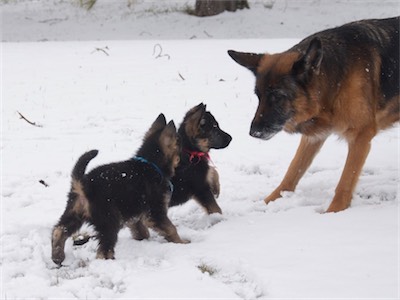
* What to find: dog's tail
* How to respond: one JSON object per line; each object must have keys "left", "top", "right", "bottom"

{"left": 71, "top": 150, "right": 98, "bottom": 180}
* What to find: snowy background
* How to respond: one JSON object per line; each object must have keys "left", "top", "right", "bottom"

{"left": 1, "top": 0, "right": 399, "bottom": 299}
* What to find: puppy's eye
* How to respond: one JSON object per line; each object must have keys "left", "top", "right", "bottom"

{"left": 200, "top": 119, "right": 206, "bottom": 127}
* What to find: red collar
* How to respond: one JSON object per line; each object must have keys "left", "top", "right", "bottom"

{"left": 184, "top": 149, "right": 210, "bottom": 164}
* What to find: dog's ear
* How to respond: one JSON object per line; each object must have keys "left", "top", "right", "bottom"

{"left": 145, "top": 113, "right": 167, "bottom": 139}
{"left": 184, "top": 104, "right": 206, "bottom": 137}
{"left": 187, "top": 103, "right": 206, "bottom": 123}
{"left": 191, "top": 103, "right": 206, "bottom": 113}
{"left": 201, "top": 102, "right": 207, "bottom": 111}
{"left": 160, "top": 120, "right": 178, "bottom": 151}
{"left": 228, "top": 50, "right": 263, "bottom": 75}
{"left": 191, "top": 104, "right": 206, "bottom": 125}
{"left": 292, "top": 37, "right": 323, "bottom": 82}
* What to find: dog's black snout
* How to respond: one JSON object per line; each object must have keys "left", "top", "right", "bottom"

{"left": 223, "top": 132, "right": 232, "bottom": 146}
{"left": 250, "top": 122, "right": 279, "bottom": 140}
{"left": 217, "top": 130, "right": 232, "bottom": 149}
{"left": 210, "top": 129, "right": 232, "bottom": 149}
{"left": 250, "top": 122, "right": 264, "bottom": 137}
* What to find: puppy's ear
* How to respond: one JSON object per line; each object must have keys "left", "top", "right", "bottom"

{"left": 228, "top": 50, "right": 263, "bottom": 75}
{"left": 198, "top": 102, "right": 207, "bottom": 111}
{"left": 145, "top": 113, "right": 167, "bottom": 139}
{"left": 160, "top": 121, "right": 178, "bottom": 151}
{"left": 292, "top": 37, "right": 323, "bottom": 82}
{"left": 190, "top": 103, "right": 206, "bottom": 114}
{"left": 191, "top": 104, "right": 206, "bottom": 124}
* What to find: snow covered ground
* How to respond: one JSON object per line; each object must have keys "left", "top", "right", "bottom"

{"left": 1, "top": 1, "right": 399, "bottom": 299}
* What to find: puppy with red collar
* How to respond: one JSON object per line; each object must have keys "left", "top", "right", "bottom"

{"left": 170, "top": 103, "right": 232, "bottom": 214}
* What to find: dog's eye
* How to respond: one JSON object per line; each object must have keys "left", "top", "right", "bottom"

{"left": 200, "top": 119, "right": 206, "bottom": 127}
{"left": 269, "top": 89, "right": 287, "bottom": 103}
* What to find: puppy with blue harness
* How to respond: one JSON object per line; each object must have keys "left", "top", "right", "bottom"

{"left": 51, "top": 114, "right": 187, "bottom": 266}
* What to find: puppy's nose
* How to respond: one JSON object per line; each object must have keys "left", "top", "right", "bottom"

{"left": 225, "top": 133, "right": 232, "bottom": 145}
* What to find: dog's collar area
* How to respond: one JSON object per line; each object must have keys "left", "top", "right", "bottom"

{"left": 184, "top": 149, "right": 210, "bottom": 164}
{"left": 132, "top": 156, "right": 173, "bottom": 192}
{"left": 133, "top": 156, "right": 163, "bottom": 176}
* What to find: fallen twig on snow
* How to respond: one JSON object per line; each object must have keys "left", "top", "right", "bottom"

{"left": 17, "top": 111, "right": 43, "bottom": 127}
{"left": 39, "top": 180, "right": 49, "bottom": 187}
{"left": 153, "top": 44, "right": 170, "bottom": 60}
{"left": 178, "top": 72, "right": 185, "bottom": 81}
{"left": 91, "top": 46, "right": 110, "bottom": 56}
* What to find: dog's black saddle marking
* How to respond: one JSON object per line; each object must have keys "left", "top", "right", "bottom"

{"left": 132, "top": 156, "right": 174, "bottom": 192}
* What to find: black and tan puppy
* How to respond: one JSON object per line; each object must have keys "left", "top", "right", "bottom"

{"left": 169, "top": 103, "right": 232, "bottom": 214}
{"left": 51, "top": 114, "right": 186, "bottom": 266}
{"left": 228, "top": 17, "right": 399, "bottom": 212}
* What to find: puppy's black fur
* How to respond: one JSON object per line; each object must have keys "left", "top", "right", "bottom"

{"left": 170, "top": 103, "right": 232, "bottom": 214}
{"left": 51, "top": 114, "right": 186, "bottom": 266}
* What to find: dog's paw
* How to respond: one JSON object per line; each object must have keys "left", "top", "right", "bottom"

{"left": 51, "top": 248, "right": 65, "bottom": 266}
{"left": 264, "top": 191, "right": 282, "bottom": 204}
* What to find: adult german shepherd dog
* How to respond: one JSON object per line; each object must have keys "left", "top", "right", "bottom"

{"left": 228, "top": 17, "right": 399, "bottom": 212}
{"left": 170, "top": 103, "right": 232, "bottom": 214}
{"left": 52, "top": 114, "right": 186, "bottom": 266}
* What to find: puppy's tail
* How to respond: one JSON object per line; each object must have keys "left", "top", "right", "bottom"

{"left": 71, "top": 150, "right": 98, "bottom": 180}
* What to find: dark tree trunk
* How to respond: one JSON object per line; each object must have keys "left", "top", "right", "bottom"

{"left": 194, "top": 0, "right": 249, "bottom": 17}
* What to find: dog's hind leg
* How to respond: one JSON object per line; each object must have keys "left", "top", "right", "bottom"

{"left": 92, "top": 216, "right": 120, "bottom": 260}
{"left": 151, "top": 215, "right": 190, "bottom": 244}
{"left": 51, "top": 210, "right": 85, "bottom": 266}
{"left": 127, "top": 217, "right": 150, "bottom": 240}
{"left": 326, "top": 127, "right": 376, "bottom": 213}
{"left": 52, "top": 180, "right": 91, "bottom": 265}
{"left": 265, "top": 135, "right": 326, "bottom": 204}
{"left": 94, "top": 227, "right": 118, "bottom": 260}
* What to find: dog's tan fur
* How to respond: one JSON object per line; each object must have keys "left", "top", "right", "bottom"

{"left": 70, "top": 180, "right": 91, "bottom": 219}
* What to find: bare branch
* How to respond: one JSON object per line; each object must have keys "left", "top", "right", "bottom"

{"left": 17, "top": 111, "right": 43, "bottom": 127}
{"left": 178, "top": 72, "right": 185, "bottom": 81}
{"left": 153, "top": 44, "right": 171, "bottom": 60}
{"left": 39, "top": 180, "right": 49, "bottom": 187}
{"left": 203, "top": 30, "right": 213, "bottom": 38}
{"left": 91, "top": 46, "right": 110, "bottom": 56}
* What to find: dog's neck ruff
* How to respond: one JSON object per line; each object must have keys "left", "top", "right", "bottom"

{"left": 184, "top": 149, "right": 210, "bottom": 164}
{"left": 132, "top": 156, "right": 173, "bottom": 192}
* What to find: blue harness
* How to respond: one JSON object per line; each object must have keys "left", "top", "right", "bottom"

{"left": 132, "top": 156, "right": 174, "bottom": 192}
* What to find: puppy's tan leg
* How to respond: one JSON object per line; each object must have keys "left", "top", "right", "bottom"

{"left": 51, "top": 226, "right": 69, "bottom": 266}
{"left": 207, "top": 166, "right": 220, "bottom": 198}
{"left": 96, "top": 249, "right": 115, "bottom": 260}
{"left": 265, "top": 135, "right": 326, "bottom": 204}
{"left": 152, "top": 217, "right": 190, "bottom": 244}
{"left": 127, "top": 218, "right": 150, "bottom": 240}
{"left": 326, "top": 128, "right": 375, "bottom": 213}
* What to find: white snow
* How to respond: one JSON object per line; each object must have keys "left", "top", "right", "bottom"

{"left": 1, "top": 1, "right": 399, "bottom": 299}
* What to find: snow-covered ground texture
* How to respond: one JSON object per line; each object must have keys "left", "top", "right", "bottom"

{"left": 1, "top": 1, "right": 400, "bottom": 300}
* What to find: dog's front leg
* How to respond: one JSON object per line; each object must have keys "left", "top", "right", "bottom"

{"left": 127, "top": 217, "right": 150, "bottom": 240}
{"left": 326, "top": 128, "right": 375, "bottom": 213}
{"left": 153, "top": 216, "right": 190, "bottom": 244}
{"left": 265, "top": 135, "right": 326, "bottom": 204}
{"left": 194, "top": 189, "right": 222, "bottom": 214}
